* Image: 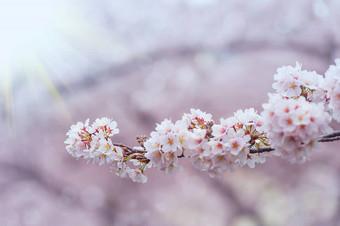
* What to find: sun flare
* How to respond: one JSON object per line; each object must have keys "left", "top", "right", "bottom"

{"left": 0, "top": 0, "right": 88, "bottom": 132}
{"left": 0, "top": 3, "right": 56, "bottom": 62}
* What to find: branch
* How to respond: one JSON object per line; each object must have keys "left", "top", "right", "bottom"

{"left": 320, "top": 130, "right": 340, "bottom": 139}
{"left": 250, "top": 130, "right": 340, "bottom": 153}
{"left": 112, "top": 141, "right": 150, "bottom": 164}
{"left": 113, "top": 136, "right": 148, "bottom": 156}
{"left": 112, "top": 143, "right": 147, "bottom": 154}
{"left": 249, "top": 146, "right": 275, "bottom": 154}
{"left": 318, "top": 136, "right": 340, "bottom": 142}
{"left": 114, "top": 131, "right": 340, "bottom": 157}
{"left": 115, "top": 130, "right": 340, "bottom": 160}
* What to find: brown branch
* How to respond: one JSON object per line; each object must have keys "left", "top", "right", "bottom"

{"left": 112, "top": 143, "right": 149, "bottom": 164}
{"left": 318, "top": 136, "right": 340, "bottom": 143}
{"left": 250, "top": 130, "right": 340, "bottom": 154}
{"left": 249, "top": 147, "right": 275, "bottom": 154}
{"left": 320, "top": 130, "right": 340, "bottom": 139}
{"left": 112, "top": 143, "right": 147, "bottom": 154}
{"left": 114, "top": 130, "right": 340, "bottom": 160}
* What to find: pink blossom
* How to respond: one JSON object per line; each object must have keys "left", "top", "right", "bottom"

{"left": 262, "top": 94, "right": 332, "bottom": 163}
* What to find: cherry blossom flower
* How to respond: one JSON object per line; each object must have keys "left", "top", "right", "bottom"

{"left": 181, "top": 108, "right": 213, "bottom": 129}
{"left": 262, "top": 94, "right": 332, "bottom": 163}
{"left": 65, "top": 119, "right": 91, "bottom": 158}
{"left": 144, "top": 119, "right": 184, "bottom": 173}
{"left": 272, "top": 62, "right": 326, "bottom": 103}
{"left": 127, "top": 168, "right": 148, "bottom": 183}
{"left": 211, "top": 108, "right": 269, "bottom": 169}
{"left": 323, "top": 59, "right": 340, "bottom": 122}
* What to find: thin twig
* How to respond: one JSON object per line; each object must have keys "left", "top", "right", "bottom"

{"left": 249, "top": 147, "right": 275, "bottom": 153}
{"left": 112, "top": 143, "right": 147, "bottom": 153}
{"left": 318, "top": 136, "right": 340, "bottom": 143}
{"left": 250, "top": 130, "right": 340, "bottom": 153}
{"left": 320, "top": 130, "right": 340, "bottom": 139}
{"left": 112, "top": 143, "right": 133, "bottom": 151}
{"left": 114, "top": 130, "right": 340, "bottom": 158}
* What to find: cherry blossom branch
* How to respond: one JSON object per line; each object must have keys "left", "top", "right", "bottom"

{"left": 249, "top": 130, "right": 340, "bottom": 153}
{"left": 65, "top": 59, "right": 340, "bottom": 183}
{"left": 319, "top": 130, "right": 340, "bottom": 139}
{"left": 112, "top": 143, "right": 147, "bottom": 154}
{"left": 111, "top": 143, "right": 149, "bottom": 164}
{"left": 318, "top": 136, "right": 340, "bottom": 142}
{"left": 249, "top": 147, "right": 275, "bottom": 154}
{"left": 113, "top": 130, "right": 340, "bottom": 160}
{"left": 113, "top": 127, "right": 340, "bottom": 162}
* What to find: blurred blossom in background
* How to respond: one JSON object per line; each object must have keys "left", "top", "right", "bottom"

{"left": 1, "top": 0, "right": 340, "bottom": 225}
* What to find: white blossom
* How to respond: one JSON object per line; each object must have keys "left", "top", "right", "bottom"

{"left": 144, "top": 119, "right": 184, "bottom": 173}
{"left": 127, "top": 168, "right": 148, "bottom": 183}
{"left": 322, "top": 59, "right": 340, "bottom": 122}
{"left": 262, "top": 94, "right": 332, "bottom": 163}
{"left": 65, "top": 119, "right": 91, "bottom": 158}
{"left": 272, "top": 62, "right": 326, "bottom": 103}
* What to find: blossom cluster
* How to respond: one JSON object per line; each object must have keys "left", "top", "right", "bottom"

{"left": 322, "top": 59, "right": 340, "bottom": 122}
{"left": 65, "top": 117, "right": 147, "bottom": 183}
{"left": 65, "top": 59, "right": 340, "bottom": 183}
{"left": 262, "top": 94, "right": 332, "bottom": 163}
{"left": 272, "top": 62, "right": 326, "bottom": 103}
{"left": 211, "top": 108, "right": 269, "bottom": 169}
{"left": 261, "top": 60, "right": 339, "bottom": 162}
{"left": 145, "top": 108, "right": 269, "bottom": 177}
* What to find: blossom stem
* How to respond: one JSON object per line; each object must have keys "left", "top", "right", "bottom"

{"left": 114, "top": 130, "right": 340, "bottom": 157}
{"left": 320, "top": 130, "right": 340, "bottom": 139}
{"left": 250, "top": 130, "right": 340, "bottom": 153}
{"left": 112, "top": 143, "right": 149, "bottom": 164}
{"left": 249, "top": 147, "right": 275, "bottom": 153}
{"left": 112, "top": 143, "right": 147, "bottom": 153}
{"left": 318, "top": 136, "right": 340, "bottom": 142}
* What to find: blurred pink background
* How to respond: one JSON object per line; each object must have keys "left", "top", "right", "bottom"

{"left": 1, "top": 0, "right": 340, "bottom": 225}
